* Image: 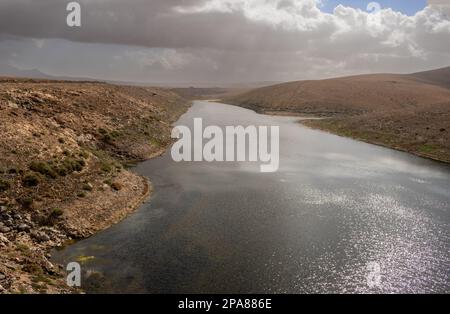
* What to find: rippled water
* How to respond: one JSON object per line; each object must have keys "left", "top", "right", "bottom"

{"left": 53, "top": 101, "right": 450, "bottom": 293}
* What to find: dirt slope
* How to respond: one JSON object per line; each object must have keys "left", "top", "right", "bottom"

{"left": 224, "top": 68, "right": 450, "bottom": 117}
{"left": 411, "top": 66, "right": 450, "bottom": 89}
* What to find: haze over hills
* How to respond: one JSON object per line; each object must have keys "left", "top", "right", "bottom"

{"left": 224, "top": 67, "right": 450, "bottom": 117}
{"left": 0, "top": 64, "right": 52, "bottom": 80}
{"left": 0, "top": 64, "right": 278, "bottom": 89}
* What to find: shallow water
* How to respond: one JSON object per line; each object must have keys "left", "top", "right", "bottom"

{"left": 53, "top": 101, "right": 450, "bottom": 293}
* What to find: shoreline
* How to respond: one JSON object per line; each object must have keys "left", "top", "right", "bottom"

{"left": 301, "top": 121, "right": 450, "bottom": 166}
{"left": 0, "top": 144, "right": 171, "bottom": 294}
{"left": 0, "top": 79, "right": 191, "bottom": 294}
{"left": 222, "top": 102, "right": 450, "bottom": 166}
{"left": 299, "top": 119, "right": 450, "bottom": 166}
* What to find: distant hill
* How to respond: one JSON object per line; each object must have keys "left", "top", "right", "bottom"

{"left": 222, "top": 66, "right": 450, "bottom": 163}
{"left": 224, "top": 67, "right": 450, "bottom": 116}
{"left": 0, "top": 64, "right": 53, "bottom": 80}
{"left": 411, "top": 66, "right": 450, "bottom": 89}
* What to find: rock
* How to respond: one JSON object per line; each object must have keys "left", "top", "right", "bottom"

{"left": 0, "top": 274, "right": 5, "bottom": 281}
{"left": 31, "top": 230, "right": 50, "bottom": 242}
{"left": 0, "top": 234, "right": 9, "bottom": 244}
{"left": 44, "top": 260, "right": 55, "bottom": 272}
{"left": 17, "top": 224, "right": 30, "bottom": 232}
{"left": 12, "top": 213, "right": 21, "bottom": 220}
{"left": 8, "top": 101, "right": 18, "bottom": 109}
{"left": 0, "top": 226, "right": 11, "bottom": 233}
{"left": 76, "top": 133, "right": 94, "bottom": 144}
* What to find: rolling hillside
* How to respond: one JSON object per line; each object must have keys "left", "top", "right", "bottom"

{"left": 224, "top": 67, "right": 450, "bottom": 162}
{"left": 224, "top": 68, "right": 450, "bottom": 117}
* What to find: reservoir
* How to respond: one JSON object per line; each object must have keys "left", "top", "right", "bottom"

{"left": 53, "top": 101, "right": 450, "bottom": 293}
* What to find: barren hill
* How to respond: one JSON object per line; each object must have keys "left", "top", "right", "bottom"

{"left": 223, "top": 67, "right": 450, "bottom": 163}
{"left": 411, "top": 66, "right": 450, "bottom": 89}
{"left": 224, "top": 68, "right": 450, "bottom": 116}
{"left": 0, "top": 78, "right": 188, "bottom": 293}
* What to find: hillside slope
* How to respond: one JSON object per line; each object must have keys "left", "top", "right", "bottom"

{"left": 0, "top": 78, "right": 188, "bottom": 293}
{"left": 223, "top": 67, "right": 450, "bottom": 163}
{"left": 411, "top": 66, "right": 450, "bottom": 89}
{"left": 224, "top": 68, "right": 450, "bottom": 117}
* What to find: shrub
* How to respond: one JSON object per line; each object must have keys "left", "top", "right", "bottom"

{"left": 0, "top": 178, "right": 11, "bottom": 192}
{"left": 98, "top": 128, "right": 108, "bottom": 135}
{"left": 19, "top": 197, "right": 34, "bottom": 209}
{"left": 100, "top": 161, "right": 112, "bottom": 173}
{"left": 77, "top": 191, "right": 86, "bottom": 198}
{"left": 102, "top": 133, "right": 113, "bottom": 144}
{"left": 23, "top": 174, "right": 40, "bottom": 187}
{"left": 110, "top": 130, "right": 120, "bottom": 138}
{"left": 78, "top": 151, "right": 89, "bottom": 159}
{"left": 56, "top": 166, "right": 68, "bottom": 177}
{"left": 46, "top": 208, "right": 64, "bottom": 226}
{"left": 62, "top": 158, "right": 85, "bottom": 173}
{"left": 58, "top": 137, "right": 65, "bottom": 144}
{"left": 29, "top": 161, "right": 58, "bottom": 179}
{"left": 50, "top": 208, "right": 64, "bottom": 217}
{"left": 8, "top": 167, "right": 18, "bottom": 174}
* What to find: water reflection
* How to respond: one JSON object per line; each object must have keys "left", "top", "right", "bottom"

{"left": 53, "top": 101, "right": 450, "bottom": 294}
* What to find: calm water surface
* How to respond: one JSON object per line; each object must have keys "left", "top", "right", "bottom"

{"left": 53, "top": 101, "right": 450, "bottom": 293}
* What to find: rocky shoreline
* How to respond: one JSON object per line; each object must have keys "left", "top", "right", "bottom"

{"left": 0, "top": 170, "right": 151, "bottom": 293}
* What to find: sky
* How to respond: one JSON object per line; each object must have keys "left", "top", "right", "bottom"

{"left": 320, "top": 1, "right": 427, "bottom": 15}
{"left": 0, "top": 0, "right": 449, "bottom": 85}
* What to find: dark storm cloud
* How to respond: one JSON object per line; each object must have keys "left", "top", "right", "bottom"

{"left": 0, "top": 0, "right": 449, "bottom": 83}
{"left": 0, "top": 0, "right": 325, "bottom": 51}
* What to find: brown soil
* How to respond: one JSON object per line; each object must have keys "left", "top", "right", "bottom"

{"left": 0, "top": 78, "right": 189, "bottom": 293}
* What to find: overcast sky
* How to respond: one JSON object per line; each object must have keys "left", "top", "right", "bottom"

{"left": 0, "top": 0, "right": 449, "bottom": 85}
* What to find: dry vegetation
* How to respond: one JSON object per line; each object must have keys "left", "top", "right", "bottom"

{"left": 224, "top": 67, "right": 450, "bottom": 162}
{"left": 0, "top": 78, "right": 188, "bottom": 293}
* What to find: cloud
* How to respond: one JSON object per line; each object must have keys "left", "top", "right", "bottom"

{"left": 0, "top": 0, "right": 449, "bottom": 83}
